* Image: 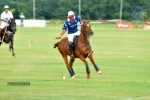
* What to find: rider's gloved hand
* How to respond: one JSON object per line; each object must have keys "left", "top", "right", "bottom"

{"left": 55, "top": 35, "right": 61, "bottom": 39}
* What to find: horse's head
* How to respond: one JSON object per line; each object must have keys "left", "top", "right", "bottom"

{"left": 81, "top": 21, "right": 94, "bottom": 38}
{"left": 9, "top": 19, "right": 17, "bottom": 33}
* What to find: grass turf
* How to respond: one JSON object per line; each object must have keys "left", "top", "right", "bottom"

{"left": 0, "top": 24, "right": 150, "bottom": 100}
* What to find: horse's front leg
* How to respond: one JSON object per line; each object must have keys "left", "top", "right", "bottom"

{"left": 9, "top": 41, "right": 15, "bottom": 56}
{"left": 88, "top": 53, "right": 102, "bottom": 74}
{"left": 78, "top": 55, "right": 90, "bottom": 79}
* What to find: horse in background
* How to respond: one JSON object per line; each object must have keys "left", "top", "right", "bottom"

{"left": 0, "top": 18, "right": 17, "bottom": 56}
{"left": 54, "top": 21, "right": 102, "bottom": 78}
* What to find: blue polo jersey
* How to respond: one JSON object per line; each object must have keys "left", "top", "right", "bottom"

{"left": 62, "top": 16, "right": 81, "bottom": 34}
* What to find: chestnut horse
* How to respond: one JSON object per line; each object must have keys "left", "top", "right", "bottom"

{"left": 54, "top": 21, "right": 102, "bottom": 78}
{"left": 0, "top": 18, "right": 16, "bottom": 56}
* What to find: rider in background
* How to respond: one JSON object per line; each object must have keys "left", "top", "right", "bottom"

{"left": 0, "top": 5, "right": 14, "bottom": 40}
{"left": 56, "top": 11, "right": 82, "bottom": 58}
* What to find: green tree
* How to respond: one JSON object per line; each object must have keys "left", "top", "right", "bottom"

{"left": 0, "top": 0, "right": 150, "bottom": 20}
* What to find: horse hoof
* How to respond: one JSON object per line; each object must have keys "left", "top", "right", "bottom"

{"left": 12, "top": 54, "right": 15, "bottom": 57}
{"left": 72, "top": 75, "right": 77, "bottom": 78}
{"left": 71, "top": 75, "right": 76, "bottom": 78}
{"left": 74, "top": 75, "right": 78, "bottom": 78}
{"left": 87, "top": 75, "right": 90, "bottom": 79}
{"left": 98, "top": 70, "right": 102, "bottom": 74}
{"left": 87, "top": 76, "right": 90, "bottom": 79}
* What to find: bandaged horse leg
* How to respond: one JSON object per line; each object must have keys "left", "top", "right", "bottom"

{"left": 61, "top": 52, "right": 75, "bottom": 77}
{"left": 88, "top": 53, "right": 102, "bottom": 74}
{"left": 69, "top": 58, "right": 77, "bottom": 78}
{"left": 79, "top": 55, "right": 90, "bottom": 78}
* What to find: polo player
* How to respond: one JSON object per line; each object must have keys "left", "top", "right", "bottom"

{"left": 56, "top": 11, "right": 82, "bottom": 59}
{"left": 0, "top": 5, "right": 14, "bottom": 40}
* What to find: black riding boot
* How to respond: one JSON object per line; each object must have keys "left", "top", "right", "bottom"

{"left": 69, "top": 42, "right": 75, "bottom": 60}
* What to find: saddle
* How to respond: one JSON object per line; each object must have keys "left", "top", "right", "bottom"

{"left": 67, "top": 36, "right": 79, "bottom": 51}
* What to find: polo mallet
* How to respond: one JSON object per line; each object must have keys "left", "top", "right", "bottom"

{"left": 51, "top": 38, "right": 56, "bottom": 40}
{"left": 49, "top": 38, "right": 56, "bottom": 43}
{"left": 0, "top": 27, "right": 7, "bottom": 43}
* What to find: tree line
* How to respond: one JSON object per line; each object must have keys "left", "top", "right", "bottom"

{"left": 0, "top": 0, "right": 150, "bottom": 20}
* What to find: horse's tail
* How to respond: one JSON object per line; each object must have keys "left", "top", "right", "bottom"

{"left": 54, "top": 42, "right": 59, "bottom": 48}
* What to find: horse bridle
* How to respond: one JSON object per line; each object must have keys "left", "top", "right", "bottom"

{"left": 77, "top": 24, "right": 93, "bottom": 48}
{"left": 82, "top": 23, "right": 94, "bottom": 38}
{"left": 9, "top": 21, "right": 16, "bottom": 33}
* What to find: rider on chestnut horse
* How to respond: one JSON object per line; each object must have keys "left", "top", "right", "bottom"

{"left": 54, "top": 20, "right": 102, "bottom": 78}
{"left": 55, "top": 11, "right": 82, "bottom": 59}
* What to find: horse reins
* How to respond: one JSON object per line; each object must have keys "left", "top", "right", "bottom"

{"left": 74, "top": 30, "right": 93, "bottom": 58}
{"left": 71, "top": 23, "right": 93, "bottom": 58}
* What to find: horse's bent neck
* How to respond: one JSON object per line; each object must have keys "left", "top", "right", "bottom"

{"left": 78, "top": 28, "right": 89, "bottom": 44}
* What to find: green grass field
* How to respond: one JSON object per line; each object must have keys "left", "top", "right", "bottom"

{"left": 0, "top": 23, "right": 150, "bottom": 100}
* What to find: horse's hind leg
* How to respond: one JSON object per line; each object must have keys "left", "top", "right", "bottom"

{"left": 88, "top": 54, "right": 102, "bottom": 74}
{"left": 9, "top": 41, "right": 15, "bottom": 56}
{"left": 61, "top": 53, "right": 75, "bottom": 77}
{"left": 78, "top": 55, "right": 90, "bottom": 78}
{"left": 69, "top": 58, "right": 77, "bottom": 78}
{"left": 9, "top": 42, "right": 11, "bottom": 51}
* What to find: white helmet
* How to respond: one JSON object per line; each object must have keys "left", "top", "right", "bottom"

{"left": 67, "top": 11, "right": 75, "bottom": 17}
{"left": 4, "top": 5, "right": 9, "bottom": 9}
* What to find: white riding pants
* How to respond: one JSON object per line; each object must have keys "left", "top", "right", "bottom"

{"left": 0, "top": 22, "right": 9, "bottom": 29}
{"left": 68, "top": 31, "right": 80, "bottom": 42}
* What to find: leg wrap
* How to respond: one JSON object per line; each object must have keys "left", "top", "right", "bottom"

{"left": 94, "top": 64, "right": 99, "bottom": 71}
{"left": 68, "top": 68, "right": 74, "bottom": 77}
{"left": 86, "top": 64, "right": 90, "bottom": 73}
{"left": 71, "top": 67, "right": 75, "bottom": 75}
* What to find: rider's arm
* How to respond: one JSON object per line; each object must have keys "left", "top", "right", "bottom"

{"left": 56, "top": 21, "right": 68, "bottom": 39}
{"left": 56, "top": 30, "right": 66, "bottom": 39}
{"left": 1, "top": 13, "right": 8, "bottom": 22}
{"left": 60, "top": 30, "right": 66, "bottom": 37}
{"left": 0, "top": 19, "right": 8, "bottom": 22}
